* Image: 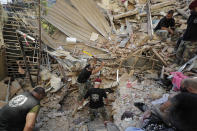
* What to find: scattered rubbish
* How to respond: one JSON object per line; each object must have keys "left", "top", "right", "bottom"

{"left": 66, "top": 37, "right": 77, "bottom": 43}
{"left": 151, "top": 94, "right": 169, "bottom": 105}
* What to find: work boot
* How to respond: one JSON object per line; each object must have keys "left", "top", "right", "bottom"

{"left": 134, "top": 102, "right": 148, "bottom": 112}
{"left": 175, "top": 59, "right": 181, "bottom": 65}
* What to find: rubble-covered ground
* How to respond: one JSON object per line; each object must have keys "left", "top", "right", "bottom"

{"left": 1, "top": 0, "right": 197, "bottom": 130}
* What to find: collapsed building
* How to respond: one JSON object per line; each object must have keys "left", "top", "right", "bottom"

{"left": 0, "top": 0, "right": 197, "bottom": 130}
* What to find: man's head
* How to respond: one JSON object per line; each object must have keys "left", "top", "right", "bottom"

{"left": 94, "top": 78, "right": 102, "bottom": 88}
{"left": 32, "top": 87, "right": 46, "bottom": 100}
{"left": 89, "top": 58, "right": 97, "bottom": 66}
{"left": 189, "top": 0, "right": 197, "bottom": 12}
{"left": 86, "top": 64, "right": 93, "bottom": 72}
{"left": 166, "top": 10, "right": 174, "bottom": 19}
{"left": 181, "top": 78, "right": 197, "bottom": 94}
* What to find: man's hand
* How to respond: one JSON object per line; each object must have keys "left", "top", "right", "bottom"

{"left": 160, "top": 100, "right": 172, "bottom": 112}
{"left": 169, "top": 29, "right": 174, "bottom": 35}
{"left": 92, "top": 62, "right": 105, "bottom": 75}
{"left": 101, "top": 62, "right": 105, "bottom": 67}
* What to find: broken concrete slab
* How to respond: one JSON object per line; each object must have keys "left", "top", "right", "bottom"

{"left": 10, "top": 80, "right": 22, "bottom": 98}
{"left": 0, "top": 100, "right": 6, "bottom": 108}
{"left": 0, "top": 81, "right": 8, "bottom": 101}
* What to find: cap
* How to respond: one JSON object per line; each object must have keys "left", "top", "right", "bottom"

{"left": 189, "top": 0, "right": 197, "bottom": 10}
{"left": 95, "top": 78, "right": 102, "bottom": 83}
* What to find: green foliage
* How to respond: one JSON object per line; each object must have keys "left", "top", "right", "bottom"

{"left": 41, "top": 20, "right": 56, "bottom": 35}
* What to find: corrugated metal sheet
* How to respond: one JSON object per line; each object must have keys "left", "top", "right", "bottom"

{"left": 44, "top": 0, "right": 111, "bottom": 42}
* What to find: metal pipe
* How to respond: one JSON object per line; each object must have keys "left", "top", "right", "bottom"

{"left": 37, "top": 0, "right": 41, "bottom": 84}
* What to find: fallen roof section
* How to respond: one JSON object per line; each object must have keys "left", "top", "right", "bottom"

{"left": 43, "top": 0, "right": 111, "bottom": 43}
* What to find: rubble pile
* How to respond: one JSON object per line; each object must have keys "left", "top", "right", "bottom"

{"left": 1, "top": 0, "right": 197, "bottom": 130}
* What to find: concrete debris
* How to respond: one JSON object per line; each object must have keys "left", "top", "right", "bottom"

{"left": 0, "top": 81, "right": 8, "bottom": 101}
{"left": 0, "top": 101, "right": 6, "bottom": 109}
{"left": 50, "top": 75, "right": 63, "bottom": 93}
{"left": 10, "top": 80, "right": 22, "bottom": 98}
{"left": 2, "top": 0, "right": 196, "bottom": 130}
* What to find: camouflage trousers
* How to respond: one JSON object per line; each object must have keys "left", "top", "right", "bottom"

{"left": 89, "top": 107, "right": 108, "bottom": 121}
{"left": 155, "top": 30, "right": 169, "bottom": 41}
{"left": 77, "top": 81, "right": 92, "bottom": 101}
{"left": 176, "top": 40, "right": 197, "bottom": 63}
{"left": 155, "top": 29, "right": 180, "bottom": 42}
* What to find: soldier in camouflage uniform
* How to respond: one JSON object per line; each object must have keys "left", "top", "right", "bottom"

{"left": 77, "top": 59, "right": 104, "bottom": 101}
{"left": 82, "top": 78, "right": 109, "bottom": 121}
{"left": 176, "top": 41, "right": 197, "bottom": 64}
{"left": 176, "top": 1, "right": 197, "bottom": 64}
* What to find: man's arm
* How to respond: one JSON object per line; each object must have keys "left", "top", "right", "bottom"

{"left": 103, "top": 90, "right": 108, "bottom": 105}
{"left": 92, "top": 62, "right": 104, "bottom": 75}
{"left": 105, "top": 98, "right": 109, "bottom": 105}
{"left": 23, "top": 112, "right": 38, "bottom": 131}
{"left": 80, "top": 90, "right": 90, "bottom": 105}
{"left": 161, "top": 27, "right": 174, "bottom": 34}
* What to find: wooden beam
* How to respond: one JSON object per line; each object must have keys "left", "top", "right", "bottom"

{"left": 152, "top": 48, "right": 167, "bottom": 66}
{"left": 176, "top": 8, "right": 189, "bottom": 19}
{"left": 114, "top": 0, "right": 175, "bottom": 19}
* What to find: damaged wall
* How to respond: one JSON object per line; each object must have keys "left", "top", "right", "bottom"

{"left": 0, "top": 4, "right": 4, "bottom": 47}
{"left": 0, "top": 5, "right": 7, "bottom": 80}
{"left": 0, "top": 49, "right": 7, "bottom": 80}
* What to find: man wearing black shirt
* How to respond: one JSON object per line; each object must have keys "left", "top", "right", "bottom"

{"left": 176, "top": 0, "right": 197, "bottom": 64}
{"left": 0, "top": 87, "right": 46, "bottom": 131}
{"left": 154, "top": 10, "right": 175, "bottom": 41}
{"left": 158, "top": 78, "right": 197, "bottom": 131}
{"left": 82, "top": 78, "right": 109, "bottom": 121}
{"left": 77, "top": 59, "right": 104, "bottom": 101}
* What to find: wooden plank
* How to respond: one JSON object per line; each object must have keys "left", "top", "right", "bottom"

{"left": 176, "top": 8, "right": 189, "bottom": 19}
{"left": 114, "top": 9, "right": 138, "bottom": 20}
{"left": 139, "top": 0, "right": 176, "bottom": 16}
{"left": 114, "top": 0, "right": 175, "bottom": 19}
{"left": 152, "top": 48, "right": 167, "bottom": 66}
{"left": 146, "top": 0, "right": 153, "bottom": 39}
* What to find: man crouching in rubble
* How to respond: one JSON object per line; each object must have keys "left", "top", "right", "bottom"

{"left": 77, "top": 58, "right": 105, "bottom": 101}
{"left": 154, "top": 10, "right": 175, "bottom": 41}
{"left": 136, "top": 78, "right": 197, "bottom": 131}
{"left": 81, "top": 78, "right": 109, "bottom": 122}
{"left": 176, "top": 0, "right": 197, "bottom": 64}
{"left": 0, "top": 87, "right": 46, "bottom": 131}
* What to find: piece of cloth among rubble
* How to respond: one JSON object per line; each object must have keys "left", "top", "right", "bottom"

{"left": 140, "top": 107, "right": 176, "bottom": 131}
{"left": 182, "top": 11, "right": 197, "bottom": 41}
{"left": 176, "top": 40, "right": 197, "bottom": 63}
{"left": 154, "top": 16, "right": 175, "bottom": 32}
{"left": 170, "top": 72, "right": 188, "bottom": 91}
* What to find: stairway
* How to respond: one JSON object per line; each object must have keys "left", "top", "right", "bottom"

{"left": 3, "top": 8, "right": 39, "bottom": 78}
